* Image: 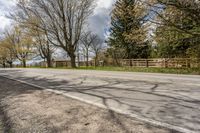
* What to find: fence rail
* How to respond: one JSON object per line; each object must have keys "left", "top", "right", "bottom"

{"left": 12, "top": 58, "right": 200, "bottom": 68}
{"left": 116, "top": 58, "right": 200, "bottom": 68}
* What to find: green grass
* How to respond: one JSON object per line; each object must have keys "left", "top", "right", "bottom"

{"left": 75, "top": 66, "right": 200, "bottom": 75}
{"left": 21, "top": 66, "right": 200, "bottom": 75}
{"left": 18, "top": 66, "right": 200, "bottom": 75}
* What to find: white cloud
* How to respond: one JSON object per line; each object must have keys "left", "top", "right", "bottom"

{"left": 88, "top": 0, "right": 115, "bottom": 40}
{"left": 0, "top": 16, "right": 11, "bottom": 28}
{"left": 0, "top": 0, "right": 115, "bottom": 39}
{"left": 0, "top": 0, "right": 16, "bottom": 32}
{"left": 0, "top": 0, "right": 16, "bottom": 15}
{"left": 96, "top": 0, "right": 114, "bottom": 9}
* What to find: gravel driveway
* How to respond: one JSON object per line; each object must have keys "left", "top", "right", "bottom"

{"left": 0, "top": 77, "right": 172, "bottom": 133}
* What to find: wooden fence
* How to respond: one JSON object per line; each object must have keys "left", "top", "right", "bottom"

{"left": 116, "top": 58, "right": 200, "bottom": 68}
{"left": 12, "top": 58, "right": 199, "bottom": 68}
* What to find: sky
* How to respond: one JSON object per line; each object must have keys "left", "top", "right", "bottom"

{"left": 0, "top": 0, "right": 115, "bottom": 39}
{"left": 0, "top": 0, "right": 16, "bottom": 33}
{"left": 0, "top": 0, "right": 115, "bottom": 63}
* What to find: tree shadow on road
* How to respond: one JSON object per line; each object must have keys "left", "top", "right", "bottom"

{"left": 0, "top": 75, "right": 166, "bottom": 133}
{"left": 0, "top": 69, "right": 199, "bottom": 132}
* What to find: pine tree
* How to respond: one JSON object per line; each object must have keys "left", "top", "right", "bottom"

{"left": 109, "top": 0, "right": 148, "bottom": 63}
{"left": 155, "top": 0, "right": 200, "bottom": 59}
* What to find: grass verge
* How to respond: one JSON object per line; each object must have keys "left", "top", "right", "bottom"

{"left": 21, "top": 66, "right": 200, "bottom": 75}
{"left": 76, "top": 66, "right": 200, "bottom": 75}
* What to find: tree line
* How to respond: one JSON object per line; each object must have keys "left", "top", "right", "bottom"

{"left": 107, "top": 0, "right": 200, "bottom": 66}
{"left": 0, "top": 0, "right": 199, "bottom": 68}
{"left": 0, "top": 0, "right": 104, "bottom": 68}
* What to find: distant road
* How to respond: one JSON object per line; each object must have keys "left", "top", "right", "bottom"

{"left": 0, "top": 68, "right": 200, "bottom": 133}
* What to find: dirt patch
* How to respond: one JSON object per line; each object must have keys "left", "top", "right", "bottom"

{"left": 0, "top": 77, "right": 173, "bottom": 133}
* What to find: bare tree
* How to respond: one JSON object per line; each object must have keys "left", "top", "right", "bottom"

{"left": 5, "top": 26, "right": 33, "bottom": 68}
{"left": 80, "top": 31, "right": 98, "bottom": 67}
{"left": 14, "top": 0, "right": 95, "bottom": 68}
{"left": 31, "top": 26, "right": 55, "bottom": 68}
{"left": 0, "top": 46, "right": 9, "bottom": 68}
{"left": 91, "top": 36, "right": 104, "bottom": 67}
{"left": 0, "top": 37, "right": 16, "bottom": 68}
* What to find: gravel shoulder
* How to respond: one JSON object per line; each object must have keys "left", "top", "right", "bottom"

{"left": 0, "top": 76, "right": 173, "bottom": 133}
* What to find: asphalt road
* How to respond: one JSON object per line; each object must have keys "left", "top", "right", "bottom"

{"left": 0, "top": 68, "right": 200, "bottom": 133}
{"left": 0, "top": 77, "right": 170, "bottom": 133}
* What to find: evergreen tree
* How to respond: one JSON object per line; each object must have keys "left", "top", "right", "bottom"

{"left": 154, "top": 0, "right": 200, "bottom": 59}
{"left": 109, "top": 0, "right": 149, "bottom": 64}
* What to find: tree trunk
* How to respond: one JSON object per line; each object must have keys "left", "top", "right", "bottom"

{"left": 94, "top": 58, "right": 97, "bottom": 67}
{"left": 146, "top": 59, "right": 149, "bottom": 68}
{"left": 77, "top": 51, "right": 80, "bottom": 67}
{"left": 22, "top": 59, "right": 26, "bottom": 68}
{"left": 128, "top": 55, "right": 132, "bottom": 67}
{"left": 3, "top": 62, "right": 6, "bottom": 68}
{"left": 69, "top": 53, "right": 76, "bottom": 68}
{"left": 94, "top": 54, "right": 98, "bottom": 67}
{"left": 47, "top": 57, "right": 52, "bottom": 68}
{"left": 86, "top": 50, "right": 89, "bottom": 67}
{"left": 9, "top": 62, "right": 13, "bottom": 68}
{"left": 127, "top": 48, "right": 132, "bottom": 67}
{"left": 129, "top": 59, "right": 133, "bottom": 67}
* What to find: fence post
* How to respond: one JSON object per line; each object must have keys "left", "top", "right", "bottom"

{"left": 146, "top": 59, "right": 149, "bottom": 68}
{"left": 164, "top": 58, "right": 168, "bottom": 68}
{"left": 129, "top": 59, "right": 132, "bottom": 67}
{"left": 186, "top": 59, "right": 188, "bottom": 68}
{"left": 164, "top": 58, "right": 166, "bottom": 68}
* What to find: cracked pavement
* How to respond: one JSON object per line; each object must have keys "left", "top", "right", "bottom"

{"left": 0, "top": 68, "right": 199, "bottom": 133}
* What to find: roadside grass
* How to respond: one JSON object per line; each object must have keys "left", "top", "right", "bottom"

{"left": 76, "top": 66, "right": 200, "bottom": 75}
{"left": 20, "top": 66, "right": 200, "bottom": 75}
